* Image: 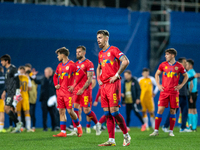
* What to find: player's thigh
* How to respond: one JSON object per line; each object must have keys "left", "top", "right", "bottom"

{"left": 192, "top": 92, "right": 198, "bottom": 108}
{"left": 147, "top": 99, "right": 155, "bottom": 112}
{"left": 158, "top": 93, "right": 170, "bottom": 108}
{"left": 0, "top": 99, "right": 4, "bottom": 112}
{"left": 16, "top": 101, "right": 22, "bottom": 112}
{"left": 140, "top": 99, "right": 147, "bottom": 112}
{"left": 169, "top": 93, "right": 179, "bottom": 109}
{"left": 100, "top": 85, "right": 109, "bottom": 108}
{"left": 22, "top": 99, "right": 30, "bottom": 111}
{"left": 107, "top": 80, "right": 121, "bottom": 108}
{"left": 73, "top": 94, "right": 81, "bottom": 106}
{"left": 57, "top": 95, "right": 66, "bottom": 109}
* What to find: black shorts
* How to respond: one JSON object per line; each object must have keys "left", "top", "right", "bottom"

{"left": 5, "top": 95, "right": 14, "bottom": 106}
{"left": 188, "top": 92, "right": 198, "bottom": 109}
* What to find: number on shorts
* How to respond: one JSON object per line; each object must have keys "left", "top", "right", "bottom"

{"left": 84, "top": 96, "right": 88, "bottom": 105}
{"left": 113, "top": 93, "right": 117, "bottom": 103}
{"left": 6, "top": 97, "right": 11, "bottom": 104}
{"left": 69, "top": 97, "right": 72, "bottom": 106}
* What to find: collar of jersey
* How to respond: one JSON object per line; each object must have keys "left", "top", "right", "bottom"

{"left": 78, "top": 58, "right": 87, "bottom": 64}
{"left": 168, "top": 61, "right": 176, "bottom": 66}
{"left": 62, "top": 60, "right": 70, "bottom": 66}
{"left": 103, "top": 46, "right": 111, "bottom": 53}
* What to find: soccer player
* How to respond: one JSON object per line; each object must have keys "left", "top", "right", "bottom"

{"left": 186, "top": 59, "right": 198, "bottom": 131}
{"left": 0, "top": 66, "right": 6, "bottom": 133}
{"left": 0, "top": 54, "right": 23, "bottom": 133}
{"left": 16, "top": 66, "right": 33, "bottom": 132}
{"left": 96, "top": 30, "right": 131, "bottom": 146}
{"left": 68, "top": 45, "right": 101, "bottom": 136}
{"left": 138, "top": 68, "right": 159, "bottom": 130}
{"left": 150, "top": 48, "right": 188, "bottom": 137}
{"left": 53, "top": 47, "right": 84, "bottom": 137}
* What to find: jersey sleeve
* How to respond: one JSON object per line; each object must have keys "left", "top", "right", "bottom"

{"left": 150, "top": 76, "right": 159, "bottom": 95}
{"left": 12, "top": 67, "right": 20, "bottom": 89}
{"left": 53, "top": 66, "right": 59, "bottom": 86}
{"left": 179, "top": 64, "right": 186, "bottom": 74}
{"left": 158, "top": 63, "right": 164, "bottom": 72}
{"left": 112, "top": 47, "right": 124, "bottom": 60}
{"left": 87, "top": 61, "right": 94, "bottom": 73}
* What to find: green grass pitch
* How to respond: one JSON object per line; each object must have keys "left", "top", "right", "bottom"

{"left": 0, "top": 127, "right": 199, "bottom": 150}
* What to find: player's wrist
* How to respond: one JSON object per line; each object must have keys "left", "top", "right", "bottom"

{"left": 115, "top": 72, "right": 120, "bottom": 79}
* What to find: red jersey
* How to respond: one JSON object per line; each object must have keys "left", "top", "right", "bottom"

{"left": 158, "top": 61, "right": 186, "bottom": 94}
{"left": 75, "top": 59, "right": 95, "bottom": 91}
{"left": 98, "top": 46, "right": 124, "bottom": 83}
{"left": 53, "top": 60, "right": 84, "bottom": 97}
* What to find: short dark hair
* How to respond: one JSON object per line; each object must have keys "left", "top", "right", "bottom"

{"left": 19, "top": 66, "right": 26, "bottom": 71}
{"left": 187, "top": 59, "right": 194, "bottom": 66}
{"left": 25, "top": 63, "right": 32, "bottom": 69}
{"left": 124, "top": 70, "right": 132, "bottom": 75}
{"left": 142, "top": 68, "right": 150, "bottom": 72}
{"left": 165, "top": 48, "right": 177, "bottom": 57}
{"left": 0, "top": 54, "right": 11, "bottom": 64}
{"left": 0, "top": 66, "right": 3, "bottom": 72}
{"left": 178, "top": 57, "right": 186, "bottom": 63}
{"left": 55, "top": 47, "right": 70, "bottom": 56}
{"left": 97, "top": 30, "right": 109, "bottom": 37}
{"left": 76, "top": 45, "right": 86, "bottom": 51}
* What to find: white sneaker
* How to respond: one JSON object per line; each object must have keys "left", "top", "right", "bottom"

{"left": 96, "top": 122, "right": 101, "bottom": 136}
{"left": 149, "top": 131, "right": 159, "bottom": 136}
{"left": 67, "top": 131, "right": 77, "bottom": 136}
{"left": 86, "top": 127, "right": 91, "bottom": 133}
{"left": 162, "top": 127, "right": 169, "bottom": 133}
{"left": 169, "top": 132, "right": 175, "bottom": 136}
{"left": 27, "top": 129, "right": 35, "bottom": 132}
{"left": 180, "top": 128, "right": 192, "bottom": 132}
{"left": 123, "top": 135, "right": 131, "bottom": 146}
{"left": 11, "top": 122, "right": 23, "bottom": 133}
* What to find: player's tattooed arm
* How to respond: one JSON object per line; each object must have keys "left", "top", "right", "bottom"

{"left": 77, "top": 72, "right": 93, "bottom": 95}
{"left": 118, "top": 55, "right": 129, "bottom": 75}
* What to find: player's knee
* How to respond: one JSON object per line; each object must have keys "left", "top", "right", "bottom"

{"left": 110, "top": 107, "right": 119, "bottom": 113}
{"left": 170, "top": 108, "right": 176, "bottom": 114}
{"left": 59, "top": 109, "right": 66, "bottom": 116}
{"left": 83, "top": 108, "right": 90, "bottom": 114}
{"left": 4, "top": 106, "right": 10, "bottom": 113}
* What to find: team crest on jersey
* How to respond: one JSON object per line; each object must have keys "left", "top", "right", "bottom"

{"left": 59, "top": 68, "right": 61, "bottom": 70}
{"left": 175, "top": 66, "right": 178, "bottom": 70}
{"left": 7, "top": 69, "right": 10, "bottom": 73}
{"left": 66, "top": 66, "right": 69, "bottom": 70}
{"left": 81, "top": 64, "right": 84, "bottom": 68}
{"left": 100, "top": 55, "right": 102, "bottom": 58}
{"left": 165, "top": 66, "right": 168, "bottom": 69}
{"left": 107, "top": 52, "right": 111, "bottom": 57}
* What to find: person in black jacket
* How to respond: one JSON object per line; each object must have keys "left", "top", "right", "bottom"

{"left": 32, "top": 67, "right": 59, "bottom": 131}
{"left": 122, "top": 70, "right": 146, "bottom": 131}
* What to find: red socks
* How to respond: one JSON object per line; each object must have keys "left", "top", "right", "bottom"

{"left": 99, "top": 115, "right": 106, "bottom": 124}
{"left": 106, "top": 115, "right": 115, "bottom": 138}
{"left": 87, "top": 110, "right": 98, "bottom": 124}
{"left": 169, "top": 114, "right": 176, "bottom": 131}
{"left": 155, "top": 114, "right": 162, "bottom": 130}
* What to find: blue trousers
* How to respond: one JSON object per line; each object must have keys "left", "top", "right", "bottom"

{"left": 163, "top": 95, "right": 188, "bottom": 129}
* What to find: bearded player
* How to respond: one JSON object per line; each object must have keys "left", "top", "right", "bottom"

{"left": 150, "top": 48, "right": 188, "bottom": 137}
{"left": 53, "top": 47, "right": 85, "bottom": 137}
{"left": 68, "top": 45, "right": 101, "bottom": 136}
{"left": 96, "top": 30, "right": 131, "bottom": 147}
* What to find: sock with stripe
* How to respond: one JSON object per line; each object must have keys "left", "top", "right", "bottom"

{"left": 86, "top": 110, "right": 98, "bottom": 124}
{"left": 0, "top": 122, "right": 4, "bottom": 130}
{"left": 99, "top": 115, "right": 106, "bottom": 124}
{"left": 169, "top": 114, "right": 176, "bottom": 131}
{"left": 155, "top": 114, "right": 162, "bottom": 131}
{"left": 60, "top": 121, "right": 66, "bottom": 133}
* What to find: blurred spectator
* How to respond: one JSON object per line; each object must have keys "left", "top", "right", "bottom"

{"left": 32, "top": 67, "right": 59, "bottom": 131}
{"left": 122, "top": 70, "right": 146, "bottom": 131}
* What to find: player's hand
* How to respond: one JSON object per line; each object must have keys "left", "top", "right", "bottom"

{"left": 152, "top": 93, "right": 156, "bottom": 98}
{"left": 93, "top": 101, "right": 98, "bottom": 106}
{"left": 121, "top": 93, "right": 125, "bottom": 98}
{"left": 110, "top": 76, "right": 118, "bottom": 83}
{"left": 174, "top": 84, "right": 183, "bottom": 91}
{"left": 190, "top": 97, "right": 193, "bottom": 103}
{"left": 136, "top": 99, "right": 140, "bottom": 104}
{"left": 32, "top": 68, "right": 38, "bottom": 75}
{"left": 77, "top": 89, "right": 84, "bottom": 95}
{"left": 1, "top": 91, "right": 6, "bottom": 100}
{"left": 98, "top": 79, "right": 103, "bottom": 86}
{"left": 194, "top": 73, "right": 200, "bottom": 78}
{"left": 158, "top": 84, "right": 164, "bottom": 91}
{"left": 68, "top": 85, "right": 74, "bottom": 92}
{"left": 55, "top": 84, "right": 60, "bottom": 89}
{"left": 98, "top": 96, "right": 101, "bottom": 102}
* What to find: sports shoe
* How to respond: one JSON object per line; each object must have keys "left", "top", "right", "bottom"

{"left": 27, "top": 129, "right": 35, "bottom": 132}
{"left": 146, "top": 127, "right": 150, "bottom": 131}
{"left": 123, "top": 136, "right": 131, "bottom": 146}
{"left": 32, "top": 127, "right": 36, "bottom": 132}
{"left": 141, "top": 123, "right": 147, "bottom": 131}
{"left": 149, "top": 131, "right": 159, "bottom": 136}
{"left": 77, "top": 125, "right": 83, "bottom": 137}
{"left": 11, "top": 122, "right": 23, "bottom": 133}
{"left": 86, "top": 127, "right": 91, "bottom": 134}
{"left": 127, "top": 127, "right": 130, "bottom": 132}
{"left": 98, "top": 141, "right": 116, "bottom": 146}
{"left": 53, "top": 132, "right": 66, "bottom": 137}
{"left": 169, "top": 132, "right": 175, "bottom": 136}
{"left": 162, "top": 126, "right": 169, "bottom": 132}
{"left": 0, "top": 129, "right": 7, "bottom": 133}
{"left": 180, "top": 128, "right": 192, "bottom": 132}
{"left": 96, "top": 122, "right": 101, "bottom": 135}
{"left": 67, "top": 131, "right": 77, "bottom": 136}
{"left": 7, "top": 126, "right": 13, "bottom": 132}
{"left": 93, "top": 125, "right": 96, "bottom": 130}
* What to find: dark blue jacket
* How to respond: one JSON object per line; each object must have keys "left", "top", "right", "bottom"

{"left": 122, "top": 77, "right": 141, "bottom": 104}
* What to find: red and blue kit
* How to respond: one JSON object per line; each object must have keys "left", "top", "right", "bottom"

{"left": 158, "top": 61, "right": 186, "bottom": 108}
{"left": 53, "top": 60, "right": 84, "bottom": 109}
{"left": 98, "top": 46, "right": 124, "bottom": 108}
{"left": 74, "top": 59, "right": 95, "bottom": 107}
